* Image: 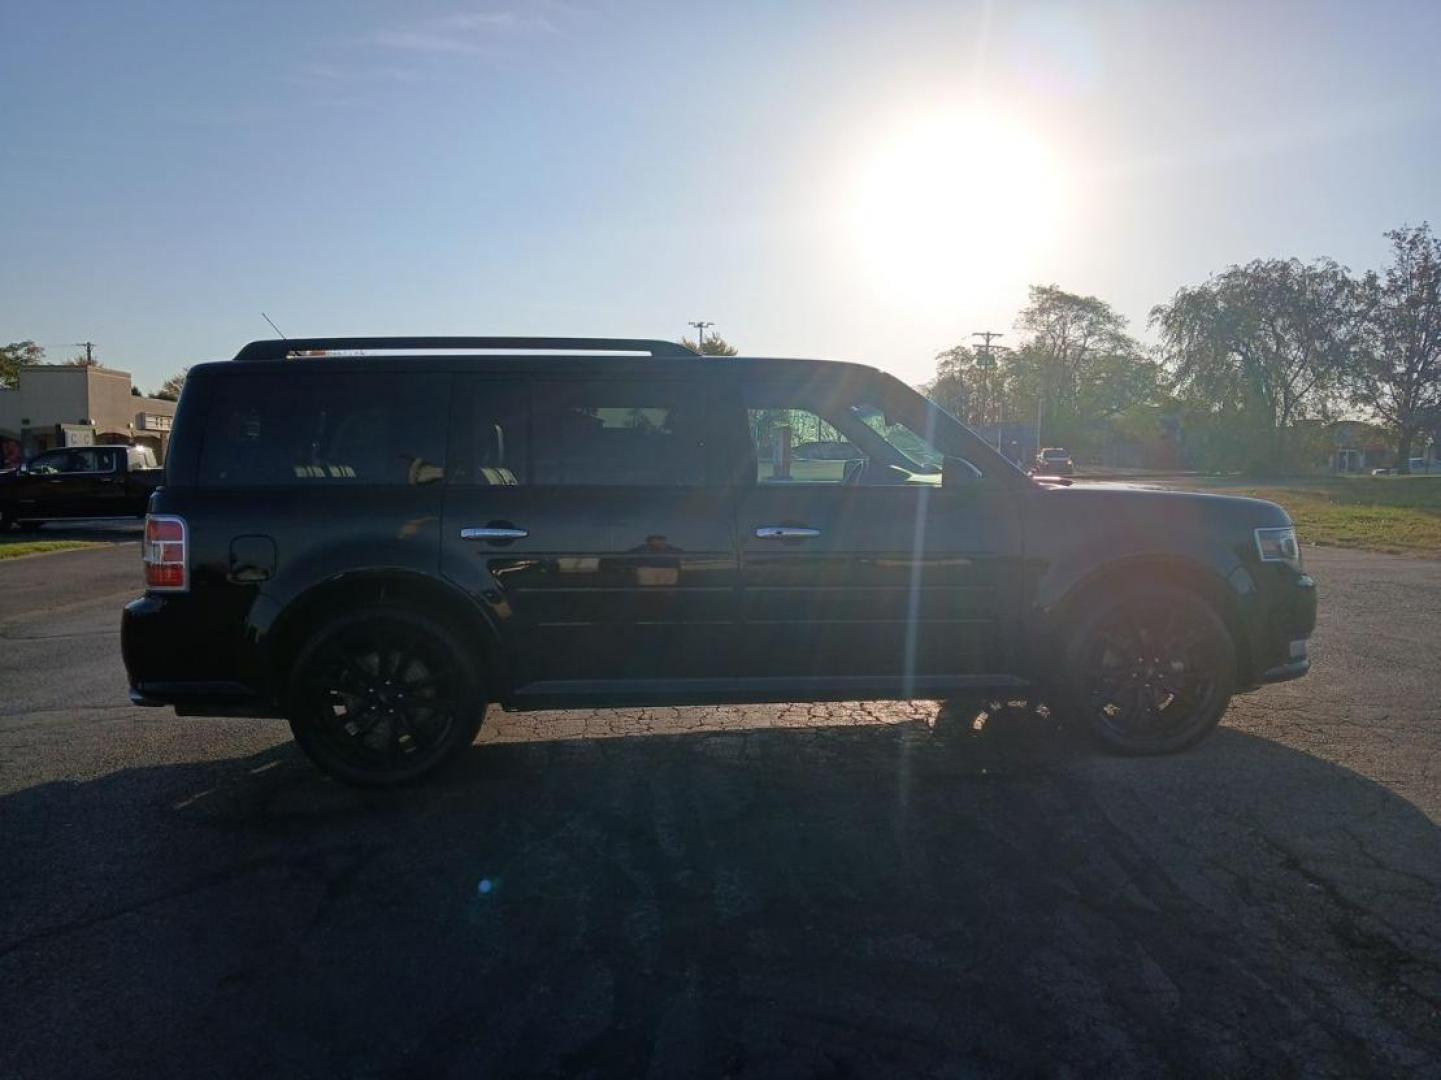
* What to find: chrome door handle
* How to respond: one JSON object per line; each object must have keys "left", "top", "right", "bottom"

{"left": 460, "top": 526, "right": 530, "bottom": 541}
{"left": 754, "top": 525, "right": 821, "bottom": 539}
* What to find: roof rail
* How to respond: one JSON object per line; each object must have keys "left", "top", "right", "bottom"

{"left": 231, "top": 336, "right": 698, "bottom": 362}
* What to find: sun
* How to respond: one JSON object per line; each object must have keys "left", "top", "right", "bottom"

{"left": 843, "top": 108, "right": 1067, "bottom": 309}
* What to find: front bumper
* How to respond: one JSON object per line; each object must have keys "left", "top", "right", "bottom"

{"left": 1255, "top": 637, "right": 1312, "bottom": 683}
{"left": 1238, "top": 568, "right": 1317, "bottom": 689}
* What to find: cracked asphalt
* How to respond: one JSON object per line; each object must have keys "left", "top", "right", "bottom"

{"left": 1, "top": 539, "right": 1439, "bottom": 1077}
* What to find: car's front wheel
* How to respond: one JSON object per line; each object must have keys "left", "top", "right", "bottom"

{"left": 285, "top": 606, "right": 485, "bottom": 786}
{"left": 1057, "top": 584, "right": 1236, "bottom": 755}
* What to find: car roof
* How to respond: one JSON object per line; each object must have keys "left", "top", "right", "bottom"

{"left": 190, "top": 350, "right": 885, "bottom": 383}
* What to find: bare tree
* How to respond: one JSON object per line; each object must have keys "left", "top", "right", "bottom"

{"left": 152, "top": 368, "right": 189, "bottom": 401}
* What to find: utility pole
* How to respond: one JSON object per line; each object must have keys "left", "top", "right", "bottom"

{"left": 687, "top": 321, "right": 714, "bottom": 353}
{"left": 972, "top": 331, "right": 1004, "bottom": 451}
{"left": 63, "top": 341, "right": 97, "bottom": 365}
{"left": 972, "top": 330, "right": 1003, "bottom": 355}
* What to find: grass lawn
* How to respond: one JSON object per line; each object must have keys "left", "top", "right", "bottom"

{"left": 1203, "top": 477, "right": 1441, "bottom": 557}
{"left": 0, "top": 540, "right": 106, "bottom": 561}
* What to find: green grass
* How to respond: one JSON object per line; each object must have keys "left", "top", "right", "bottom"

{"left": 1199, "top": 476, "right": 1441, "bottom": 556}
{"left": 0, "top": 540, "right": 106, "bottom": 561}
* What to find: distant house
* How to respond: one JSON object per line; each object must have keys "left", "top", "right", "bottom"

{"left": 0, "top": 365, "right": 176, "bottom": 467}
{"left": 1318, "top": 419, "right": 1392, "bottom": 473}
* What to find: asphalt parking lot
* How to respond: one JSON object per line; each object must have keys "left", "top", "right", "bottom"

{"left": 2, "top": 538, "right": 1439, "bottom": 1077}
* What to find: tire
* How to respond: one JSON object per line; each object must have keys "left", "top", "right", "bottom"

{"left": 285, "top": 606, "right": 486, "bottom": 786}
{"left": 1056, "top": 583, "right": 1236, "bottom": 755}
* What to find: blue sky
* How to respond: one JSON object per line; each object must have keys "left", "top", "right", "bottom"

{"left": 3, "top": 0, "right": 1438, "bottom": 390}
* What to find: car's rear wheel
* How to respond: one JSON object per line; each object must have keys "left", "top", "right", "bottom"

{"left": 285, "top": 606, "right": 485, "bottom": 786}
{"left": 1058, "top": 584, "right": 1236, "bottom": 755}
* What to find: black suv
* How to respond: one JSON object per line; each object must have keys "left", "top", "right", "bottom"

{"left": 122, "top": 337, "right": 1316, "bottom": 785}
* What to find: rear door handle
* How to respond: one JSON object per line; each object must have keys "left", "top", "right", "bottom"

{"left": 754, "top": 526, "right": 821, "bottom": 539}
{"left": 461, "top": 526, "right": 530, "bottom": 542}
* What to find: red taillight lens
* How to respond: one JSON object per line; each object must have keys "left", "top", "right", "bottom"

{"left": 144, "top": 515, "right": 188, "bottom": 591}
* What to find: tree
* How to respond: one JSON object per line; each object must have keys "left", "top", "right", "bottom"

{"left": 1014, "top": 285, "right": 1138, "bottom": 417}
{"left": 927, "top": 344, "right": 1009, "bottom": 428}
{"left": 131, "top": 386, "right": 143, "bottom": 397}
{"left": 1006, "top": 285, "right": 1156, "bottom": 454}
{"left": 0, "top": 340, "right": 44, "bottom": 389}
{"left": 1349, "top": 224, "right": 1441, "bottom": 473}
{"left": 61, "top": 352, "right": 100, "bottom": 367}
{"left": 153, "top": 368, "right": 189, "bottom": 402}
{"left": 680, "top": 333, "right": 739, "bottom": 357}
{"left": 1151, "top": 258, "right": 1364, "bottom": 472}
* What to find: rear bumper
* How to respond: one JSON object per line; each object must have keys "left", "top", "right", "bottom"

{"left": 123, "top": 594, "right": 278, "bottom": 717}
{"left": 128, "top": 681, "right": 279, "bottom": 717}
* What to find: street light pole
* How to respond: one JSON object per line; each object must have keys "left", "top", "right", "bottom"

{"left": 687, "top": 320, "right": 714, "bottom": 353}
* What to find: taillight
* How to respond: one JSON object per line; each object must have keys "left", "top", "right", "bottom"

{"left": 144, "top": 515, "right": 188, "bottom": 591}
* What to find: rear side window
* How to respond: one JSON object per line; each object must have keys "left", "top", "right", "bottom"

{"left": 199, "top": 372, "right": 448, "bottom": 487}
{"left": 530, "top": 380, "right": 709, "bottom": 486}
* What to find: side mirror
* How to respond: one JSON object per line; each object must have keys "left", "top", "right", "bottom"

{"left": 941, "top": 456, "right": 976, "bottom": 488}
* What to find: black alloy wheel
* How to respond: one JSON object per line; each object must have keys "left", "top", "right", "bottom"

{"left": 286, "top": 607, "right": 484, "bottom": 786}
{"left": 1061, "top": 584, "right": 1236, "bottom": 755}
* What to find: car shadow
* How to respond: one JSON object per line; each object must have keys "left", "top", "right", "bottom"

{"left": 2, "top": 719, "right": 1439, "bottom": 1078}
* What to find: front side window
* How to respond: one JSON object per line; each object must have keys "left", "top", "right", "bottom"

{"left": 744, "top": 381, "right": 947, "bottom": 486}
{"left": 199, "top": 373, "right": 448, "bottom": 487}
{"left": 531, "top": 380, "right": 709, "bottom": 486}
{"left": 749, "top": 408, "right": 864, "bottom": 484}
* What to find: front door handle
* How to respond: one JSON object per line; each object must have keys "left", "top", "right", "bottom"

{"left": 461, "top": 526, "right": 530, "bottom": 542}
{"left": 754, "top": 525, "right": 821, "bottom": 540}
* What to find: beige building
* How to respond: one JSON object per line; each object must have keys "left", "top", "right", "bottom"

{"left": 0, "top": 365, "right": 177, "bottom": 468}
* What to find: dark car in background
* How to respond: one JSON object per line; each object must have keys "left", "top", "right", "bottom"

{"left": 121, "top": 337, "right": 1316, "bottom": 785}
{"left": 0, "top": 444, "right": 163, "bottom": 529}
{"left": 1034, "top": 446, "right": 1074, "bottom": 476}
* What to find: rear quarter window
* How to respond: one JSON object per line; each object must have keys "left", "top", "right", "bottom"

{"left": 198, "top": 371, "right": 449, "bottom": 487}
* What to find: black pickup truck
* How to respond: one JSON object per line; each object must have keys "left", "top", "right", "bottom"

{"left": 0, "top": 444, "right": 164, "bottom": 529}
